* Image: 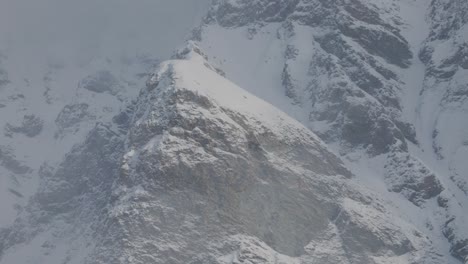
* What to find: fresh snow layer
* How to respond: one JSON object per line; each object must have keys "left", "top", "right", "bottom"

{"left": 158, "top": 54, "right": 322, "bottom": 145}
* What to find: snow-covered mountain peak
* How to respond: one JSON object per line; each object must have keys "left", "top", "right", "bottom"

{"left": 0, "top": 48, "right": 447, "bottom": 264}
{"left": 1, "top": 0, "right": 467, "bottom": 263}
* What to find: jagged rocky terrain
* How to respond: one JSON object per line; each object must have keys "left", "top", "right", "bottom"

{"left": 0, "top": 0, "right": 467, "bottom": 263}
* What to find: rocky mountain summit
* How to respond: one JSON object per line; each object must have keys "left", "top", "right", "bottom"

{"left": 0, "top": 0, "right": 467, "bottom": 263}
{"left": 0, "top": 47, "right": 447, "bottom": 264}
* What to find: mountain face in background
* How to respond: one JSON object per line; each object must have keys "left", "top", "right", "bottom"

{"left": 0, "top": 0, "right": 467, "bottom": 263}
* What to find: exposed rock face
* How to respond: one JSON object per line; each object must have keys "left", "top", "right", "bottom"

{"left": 55, "top": 103, "right": 94, "bottom": 136}
{"left": 0, "top": 146, "right": 31, "bottom": 175}
{"left": 0, "top": 51, "right": 441, "bottom": 264}
{"left": 198, "top": 0, "right": 438, "bottom": 205}
{"left": 384, "top": 152, "right": 444, "bottom": 206}
{"left": 195, "top": 0, "right": 468, "bottom": 262}
{"left": 210, "top": 0, "right": 300, "bottom": 27}
{"left": 4, "top": 115, "right": 44, "bottom": 138}
{"left": 443, "top": 216, "right": 468, "bottom": 263}
{"left": 79, "top": 70, "right": 122, "bottom": 95}
{"left": 203, "top": 0, "right": 416, "bottom": 157}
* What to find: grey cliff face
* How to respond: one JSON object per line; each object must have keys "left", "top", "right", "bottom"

{"left": 55, "top": 103, "right": 94, "bottom": 137}
{"left": 79, "top": 71, "right": 123, "bottom": 95}
{"left": 196, "top": 0, "right": 468, "bottom": 262}
{"left": 206, "top": 0, "right": 416, "bottom": 156}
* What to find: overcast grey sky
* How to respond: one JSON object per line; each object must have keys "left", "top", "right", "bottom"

{"left": 0, "top": 0, "right": 210, "bottom": 63}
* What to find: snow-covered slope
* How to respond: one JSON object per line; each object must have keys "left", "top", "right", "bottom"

{"left": 192, "top": 0, "right": 468, "bottom": 262}
{"left": 0, "top": 47, "right": 446, "bottom": 264}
